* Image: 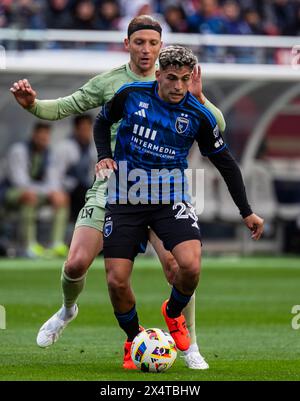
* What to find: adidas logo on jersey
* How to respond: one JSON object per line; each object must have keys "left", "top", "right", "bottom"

{"left": 133, "top": 124, "right": 157, "bottom": 141}
{"left": 134, "top": 109, "right": 146, "bottom": 118}
{"left": 214, "top": 138, "right": 224, "bottom": 148}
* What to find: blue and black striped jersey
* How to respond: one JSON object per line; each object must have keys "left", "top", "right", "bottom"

{"left": 95, "top": 81, "right": 227, "bottom": 204}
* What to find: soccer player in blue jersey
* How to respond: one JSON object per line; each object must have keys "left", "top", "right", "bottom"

{"left": 12, "top": 16, "right": 226, "bottom": 369}
{"left": 94, "top": 46, "right": 264, "bottom": 369}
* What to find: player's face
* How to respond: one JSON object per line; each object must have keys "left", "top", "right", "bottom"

{"left": 75, "top": 119, "right": 92, "bottom": 145}
{"left": 124, "top": 30, "right": 162, "bottom": 76}
{"left": 32, "top": 129, "right": 51, "bottom": 151}
{"left": 156, "top": 65, "right": 193, "bottom": 103}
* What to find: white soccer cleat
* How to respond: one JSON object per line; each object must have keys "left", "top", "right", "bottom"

{"left": 182, "top": 344, "right": 209, "bottom": 370}
{"left": 36, "top": 305, "right": 78, "bottom": 348}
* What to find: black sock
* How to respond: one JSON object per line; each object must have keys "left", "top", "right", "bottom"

{"left": 114, "top": 305, "right": 140, "bottom": 341}
{"left": 166, "top": 286, "right": 192, "bottom": 318}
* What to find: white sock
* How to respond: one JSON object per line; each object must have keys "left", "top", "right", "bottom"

{"left": 58, "top": 305, "right": 76, "bottom": 320}
{"left": 183, "top": 343, "right": 199, "bottom": 355}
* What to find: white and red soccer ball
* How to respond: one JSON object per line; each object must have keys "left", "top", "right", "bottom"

{"left": 131, "top": 328, "right": 177, "bottom": 373}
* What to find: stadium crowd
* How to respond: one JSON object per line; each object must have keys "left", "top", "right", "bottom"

{"left": 0, "top": 0, "right": 299, "bottom": 36}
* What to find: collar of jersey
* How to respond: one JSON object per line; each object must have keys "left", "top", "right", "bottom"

{"left": 153, "top": 81, "right": 189, "bottom": 107}
{"left": 125, "top": 63, "right": 155, "bottom": 82}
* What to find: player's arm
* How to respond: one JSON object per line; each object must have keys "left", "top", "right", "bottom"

{"left": 208, "top": 150, "right": 264, "bottom": 240}
{"left": 189, "top": 66, "right": 226, "bottom": 132}
{"left": 10, "top": 75, "right": 105, "bottom": 120}
{"left": 202, "top": 98, "right": 226, "bottom": 133}
{"left": 93, "top": 86, "right": 129, "bottom": 174}
{"left": 197, "top": 117, "right": 264, "bottom": 240}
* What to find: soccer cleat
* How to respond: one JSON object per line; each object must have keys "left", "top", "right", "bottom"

{"left": 46, "top": 243, "right": 69, "bottom": 258}
{"left": 161, "top": 299, "right": 190, "bottom": 351}
{"left": 122, "top": 326, "right": 144, "bottom": 370}
{"left": 36, "top": 305, "right": 78, "bottom": 348}
{"left": 183, "top": 344, "right": 209, "bottom": 370}
{"left": 123, "top": 340, "right": 137, "bottom": 370}
{"left": 26, "top": 243, "right": 45, "bottom": 259}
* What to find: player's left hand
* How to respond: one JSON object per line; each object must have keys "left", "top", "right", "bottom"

{"left": 95, "top": 158, "right": 117, "bottom": 180}
{"left": 243, "top": 213, "right": 264, "bottom": 240}
{"left": 189, "top": 65, "right": 205, "bottom": 104}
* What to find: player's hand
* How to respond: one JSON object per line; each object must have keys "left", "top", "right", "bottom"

{"left": 189, "top": 65, "right": 205, "bottom": 104}
{"left": 95, "top": 158, "right": 117, "bottom": 180}
{"left": 10, "top": 79, "right": 37, "bottom": 108}
{"left": 243, "top": 213, "right": 264, "bottom": 240}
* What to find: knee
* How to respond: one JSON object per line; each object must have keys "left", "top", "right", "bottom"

{"left": 180, "top": 257, "right": 201, "bottom": 281}
{"left": 20, "top": 190, "right": 38, "bottom": 205}
{"left": 49, "top": 191, "right": 69, "bottom": 208}
{"left": 65, "top": 254, "right": 89, "bottom": 279}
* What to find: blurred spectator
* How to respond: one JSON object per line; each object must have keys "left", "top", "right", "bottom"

{"left": 54, "top": 115, "right": 97, "bottom": 222}
{"left": 96, "top": 0, "right": 120, "bottom": 30}
{"left": 164, "top": 5, "right": 189, "bottom": 33}
{"left": 296, "top": 6, "right": 300, "bottom": 33}
{"left": 119, "top": 0, "right": 153, "bottom": 18}
{"left": 222, "top": 0, "right": 251, "bottom": 34}
{"left": 118, "top": 0, "right": 169, "bottom": 33}
{"left": 45, "top": 0, "right": 72, "bottom": 29}
{"left": 4, "top": 123, "right": 69, "bottom": 258}
{"left": 188, "top": 0, "right": 227, "bottom": 34}
{"left": 68, "top": 0, "right": 98, "bottom": 30}
{"left": 9, "top": 0, "right": 44, "bottom": 29}
{"left": 0, "top": 2, "right": 8, "bottom": 27}
{"left": 243, "top": 7, "right": 265, "bottom": 34}
{"left": 271, "top": 0, "right": 300, "bottom": 35}
{"left": 0, "top": 0, "right": 13, "bottom": 27}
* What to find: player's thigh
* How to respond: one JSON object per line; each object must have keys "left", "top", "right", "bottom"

{"left": 75, "top": 198, "right": 105, "bottom": 233}
{"left": 68, "top": 225, "right": 103, "bottom": 265}
{"left": 65, "top": 226, "right": 103, "bottom": 278}
{"left": 65, "top": 202, "right": 105, "bottom": 273}
{"left": 150, "top": 202, "right": 201, "bottom": 254}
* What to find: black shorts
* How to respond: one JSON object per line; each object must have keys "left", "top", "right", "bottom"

{"left": 103, "top": 202, "right": 201, "bottom": 261}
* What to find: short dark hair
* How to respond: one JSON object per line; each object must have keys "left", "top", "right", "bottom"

{"left": 33, "top": 122, "right": 51, "bottom": 133}
{"left": 159, "top": 46, "right": 198, "bottom": 71}
{"left": 127, "top": 15, "right": 162, "bottom": 39}
{"left": 73, "top": 114, "right": 93, "bottom": 127}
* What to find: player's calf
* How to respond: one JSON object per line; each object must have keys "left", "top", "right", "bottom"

{"left": 105, "top": 258, "right": 135, "bottom": 312}
{"left": 172, "top": 240, "right": 201, "bottom": 294}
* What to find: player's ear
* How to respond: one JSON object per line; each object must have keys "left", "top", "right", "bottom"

{"left": 155, "top": 70, "right": 160, "bottom": 80}
{"left": 124, "top": 38, "right": 129, "bottom": 50}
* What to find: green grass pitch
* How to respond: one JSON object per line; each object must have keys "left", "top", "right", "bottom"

{"left": 0, "top": 256, "right": 300, "bottom": 381}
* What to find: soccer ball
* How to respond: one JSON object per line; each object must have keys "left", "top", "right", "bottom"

{"left": 131, "top": 328, "right": 177, "bottom": 373}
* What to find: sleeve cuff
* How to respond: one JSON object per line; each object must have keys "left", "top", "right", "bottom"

{"left": 26, "top": 100, "right": 38, "bottom": 113}
{"left": 241, "top": 208, "right": 253, "bottom": 219}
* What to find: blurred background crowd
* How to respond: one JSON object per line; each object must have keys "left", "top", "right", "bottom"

{"left": 0, "top": 115, "right": 97, "bottom": 258}
{"left": 0, "top": 0, "right": 299, "bottom": 36}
